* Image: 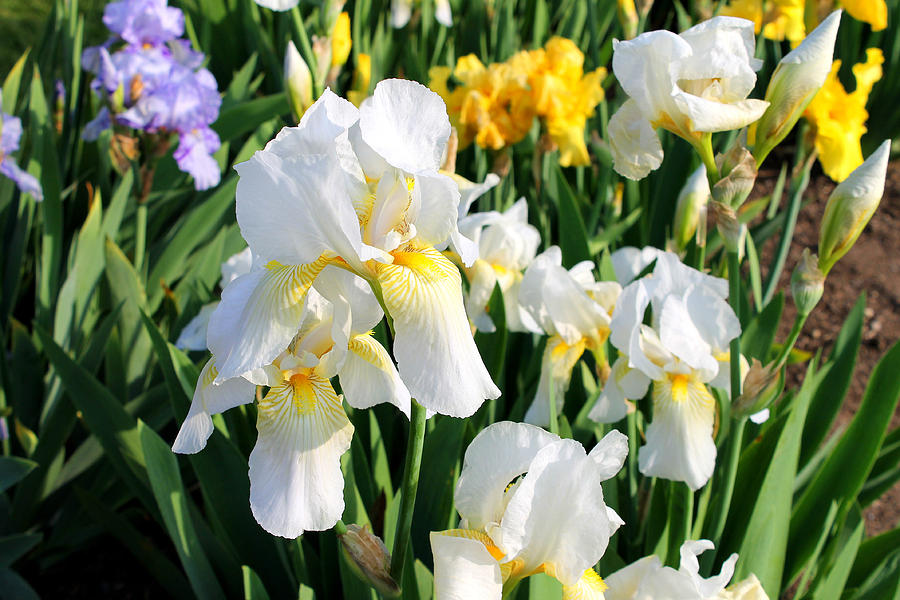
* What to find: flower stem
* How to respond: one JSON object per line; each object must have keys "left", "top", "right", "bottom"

{"left": 134, "top": 201, "right": 147, "bottom": 273}
{"left": 390, "top": 399, "right": 427, "bottom": 585}
{"left": 774, "top": 312, "right": 808, "bottom": 368}
{"left": 695, "top": 133, "right": 720, "bottom": 188}
{"left": 547, "top": 375, "right": 559, "bottom": 436}
{"left": 728, "top": 250, "right": 742, "bottom": 406}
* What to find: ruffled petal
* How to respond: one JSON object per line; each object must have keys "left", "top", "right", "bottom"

{"left": 376, "top": 244, "right": 499, "bottom": 417}
{"left": 430, "top": 532, "right": 503, "bottom": 600}
{"left": 249, "top": 374, "right": 354, "bottom": 538}
{"left": 608, "top": 99, "right": 664, "bottom": 180}
{"left": 524, "top": 336, "right": 586, "bottom": 427}
{"left": 454, "top": 421, "right": 557, "bottom": 531}
{"left": 338, "top": 333, "right": 411, "bottom": 418}
{"left": 172, "top": 360, "right": 255, "bottom": 453}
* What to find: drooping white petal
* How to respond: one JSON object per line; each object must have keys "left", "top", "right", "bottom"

{"left": 717, "top": 574, "right": 768, "bottom": 599}
{"left": 376, "top": 245, "right": 500, "bottom": 417}
{"left": 452, "top": 172, "right": 501, "bottom": 221}
{"left": 465, "top": 259, "right": 500, "bottom": 333}
{"left": 658, "top": 295, "right": 718, "bottom": 376}
{"left": 175, "top": 302, "right": 218, "bottom": 351}
{"left": 524, "top": 336, "right": 586, "bottom": 428}
{"left": 207, "top": 259, "right": 329, "bottom": 381}
{"left": 360, "top": 79, "right": 451, "bottom": 174}
{"left": 414, "top": 171, "right": 462, "bottom": 254}
{"left": 678, "top": 540, "right": 738, "bottom": 598}
{"left": 608, "top": 99, "right": 664, "bottom": 180}
{"left": 339, "top": 333, "right": 411, "bottom": 418}
{"left": 589, "top": 355, "right": 650, "bottom": 423}
{"left": 498, "top": 438, "right": 620, "bottom": 585}
{"left": 639, "top": 376, "right": 717, "bottom": 490}
{"left": 249, "top": 374, "right": 353, "bottom": 538}
{"left": 172, "top": 360, "right": 255, "bottom": 453}
{"left": 671, "top": 94, "right": 769, "bottom": 134}
{"left": 430, "top": 532, "right": 503, "bottom": 600}
{"left": 455, "top": 421, "right": 557, "bottom": 532}
{"left": 254, "top": 0, "right": 299, "bottom": 10}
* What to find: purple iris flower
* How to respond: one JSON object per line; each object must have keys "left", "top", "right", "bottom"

{"left": 81, "top": 0, "right": 222, "bottom": 191}
{"left": 0, "top": 89, "right": 43, "bottom": 201}
{"left": 103, "top": 0, "right": 184, "bottom": 46}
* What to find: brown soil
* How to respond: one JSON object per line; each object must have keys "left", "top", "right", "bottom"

{"left": 757, "top": 158, "right": 900, "bottom": 538}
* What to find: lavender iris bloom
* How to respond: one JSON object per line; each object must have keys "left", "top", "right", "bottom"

{"left": 0, "top": 89, "right": 43, "bottom": 201}
{"left": 103, "top": 0, "right": 184, "bottom": 46}
{"left": 81, "top": 0, "right": 222, "bottom": 190}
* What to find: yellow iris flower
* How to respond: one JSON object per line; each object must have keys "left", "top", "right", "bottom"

{"left": 804, "top": 48, "right": 884, "bottom": 182}
{"left": 719, "top": 0, "right": 806, "bottom": 42}
{"left": 428, "top": 37, "right": 605, "bottom": 166}
{"left": 841, "top": 0, "right": 888, "bottom": 31}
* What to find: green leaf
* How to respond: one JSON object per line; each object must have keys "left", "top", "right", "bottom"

{"left": 798, "top": 294, "right": 865, "bottom": 468}
{"left": 139, "top": 420, "right": 225, "bottom": 600}
{"left": 787, "top": 339, "right": 900, "bottom": 585}
{"left": 0, "top": 533, "right": 41, "bottom": 568}
{"left": 473, "top": 282, "right": 508, "bottom": 384}
{"left": 809, "top": 504, "right": 864, "bottom": 600}
{"left": 859, "top": 427, "right": 900, "bottom": 506}
{"left": 740, "top": 293, "right": 784, "bottom": 361}
{"left": 0, "top": 457, "right": 37, "bottom": 494}
{"left": 553, "top": 165, "right": 591, "bottom": 267}
{"left": 213, "top": 93, "right": 290, "bottom": 143}
{"left": 0, "top": 567, "right": 39, "bottom": 600}
{"left": 242, "top": 565, "right": 271, "bottom": 600}
{"left": 730, "top": 360, "right": 822, "bottom": 596}
{"left": 104, "top": 238, "right": 153, "bottom": 387}
{"left": 848, "top": 527, "right": 900, "bottom": 589}
{"left": 74, "top": 487, "right": 192, "bottom": 600}
{"left": 34, "top": 326, "right": 155, "bottom": 512}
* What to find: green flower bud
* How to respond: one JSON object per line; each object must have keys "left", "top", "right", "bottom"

{"left": 733, "top": 359, "right": 783, "bottom": 419}
{"left": 712, "top": 144, "right": 757, "bottom": 209}
{"left": 673, "top": 165, "right": 709, "bottom": 251}
{"left": 753, "top": 11, "right": 841, "bottom": 165}
{"left": 791, "top": 248, "right": 825, "bottom": 316}
{"left": 818, "top": 139, "right": 890, "bottom": 275}
{"left": 712, "top": 201, "right": 746, "bottom": 255}
{"left": 338, "top": 524, "right": 401, "bottom": 597}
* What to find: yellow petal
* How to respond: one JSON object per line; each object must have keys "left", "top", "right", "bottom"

{"left": 562, "top": 568, "right": 608, "bottom": 600}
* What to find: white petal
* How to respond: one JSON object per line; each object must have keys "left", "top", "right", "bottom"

{"left": 717, "top": 574, "right": 769, "bottom": 600}
{"left": 465, "top": 259, "right": 499, "bottom": 333}
{"left": 610, "top": 246, "right": 662, "bottom": 286}
{"left": 391, "top": 0, "right": 412, "bottom": 28}
{"left": 220, "top": 247, "right": 253, "bottom": 287}
{"left": 455, "top": 421, "right": 557, "bottom": 532}
{"left": 671, "top": 94, "right": 769, "bottom": 134}
{"left": 172, "top": 360, "right": 255, "bottom": 453}
{"left": 175, "top": 302, "right": 218, "bottom": 351}
{"left": 587, "top": 429, "right": 629, "bottom": 480}
{"left": 360, "top": 79, "right": 450, "bottom": 174}
{"left": 561, "top": 569, "right": 609, "bottom": 600}
{"left": 589, "top": 355, "right": 650, "bottom": 424}
{"left": 609, "top": 99, "right": 664, "bottom": 180}
{"left": 658, "top": 295, "right": 717, "bottom": 375}
{"left": 376, "top": 245, "right": 500, "bottom": 417}
{"left": 678, "top": 540, "right": 737, "bottom": 598}
{"left": 254, "top": 0, "right": 299, "bottom": 10}
{"left": 434, "top": 0, "right": 452, "bottom": 26}
{"left": 639, "top": 378, "right": 717, "bottom": 490}
{"left": 452, "top": 172, "right": 501, "bottom": 220}
{"left": 749, "top": 408, "right": 770, "bottom": 425}
{"left": 339, "top": 333, "right": 411, "bottom": 418}
{"left": 430, "top": 532, "right": 502, "bottom": 600}
{"left": 498, "top": 438, "right": 619, "bottom": 585}
{"left": 685, "top": 285, "right": 741, "bottom": 355}
{"left": 249, "top": 375, "right": 354, "bottom": 538}
{"left": 414, "top": 171, "right": 461, "bottom": 251}
{"left": 235, "top": 148, "right": 369, "bottom": 271}
{"left": 524, "top": 336, "right": 585, "bottom": 428}
{"left": 207, "top": 260, "right": 328, "bottom": 381}
{"left": 604, "top": 555, "right": 663, "bottom": 600}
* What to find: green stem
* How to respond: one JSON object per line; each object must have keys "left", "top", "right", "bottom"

{"left": 728, "top": 251, "right": 742, "bottom": 404}
{"left": 547, "top": 374, "right": 558, "bottom": 436}
{"left": 666, "top": 482, "right": 693, "bottom": 567}
{"left": 694, "top": 134, "right": 720, "bottom": 188}
{"left": 762, "top": 160, "right": 811, "bottom": 306}
{"left": 501, "top": 575, "right": 524, "bottom": 600}
{"left": 334, "top": 519, "right": 348, "bottom": 535}
{"left": 390, "top": 399, "right": 427, "bottom": 584}
{"left": 774, "top": 312, "right": 809, "bottom": 368}
{"left": 134, "top": 201, "right": 147, "bottom": 273}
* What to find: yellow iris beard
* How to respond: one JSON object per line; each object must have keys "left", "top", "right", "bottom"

{"left": 375, "top": 244, "right": 461, "bottom": 320}
{"left": 263, "top": 255, "right": 333, "bottom": 307}
{"left": 655, "top": 372, "right": 714, "bottom": 407}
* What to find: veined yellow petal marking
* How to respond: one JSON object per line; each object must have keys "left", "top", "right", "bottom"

{"left": 654, "top": 372, "right": 715, "bottom": 410}
{"left": 405, "top": 176, "right": 415, "bottom": 193}
{"left": 561, "top": 568, "right": 608, "bottom": 600}
{"left": 348, "top": 333, "right": 394, "bottom": 373}
{"left": 375, "top": 244, "right": 461, "bottom": 319}
{"left": 263, "top": 254, "right": 333, "bottom": 307}
{"left": 439, "top": 529, "right": 506, "bottom": 562}
{"left": 202, "top": 362, "right": 219, "bottom": 387}
{"left": 259, "top": 372, "right": 345, "bottom": 424}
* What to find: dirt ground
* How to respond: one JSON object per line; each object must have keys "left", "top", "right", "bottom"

{"left": 758, "top": 157, "right": 900, "bottom": 538}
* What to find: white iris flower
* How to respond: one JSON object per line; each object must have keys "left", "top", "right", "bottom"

{"left": 609, "top": 17, "right": 769, "bottom": 180}
{"left": 431, "top": 421, "right": 628, "bottom": 599}
{"left": 173, "top": 266, "right": 410, "bottom": 538}
{"left": 519, "top": 247, "right": 621, "bottom": 427}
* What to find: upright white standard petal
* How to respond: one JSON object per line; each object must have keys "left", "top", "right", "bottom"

{"left": 498, "top": 435, "right": 623, "bottom": 585}
{"left": 391, "top": 0, "right": 413, "bottom": 28}
{"left": 431, "top": 533, "right": 503, "bottom": 600}
{"left": 434, "top": 0, "right": 453, "bottom": 27}
{"left": 455, "top": 421, "right": 557, "bottom": 532}
{"left": 609, "top": 99, "right": 664, "bottom": 180}
{"left": 249, "top": 372, "right": 354, "bottom": 538}
{"left": 610, "top": 246, "right": 662, "bottom": 286}
{"left": 172, "top": 360, "right": 255, "bottom": 453}
{"left": 375, "top": 245, "right": 500, "bottom": 417}
{"left": 360, "top": 79, "right": 450, "bottom": 174}
{"left": 434, "top": 423, "right": 627, "bottom": 596}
